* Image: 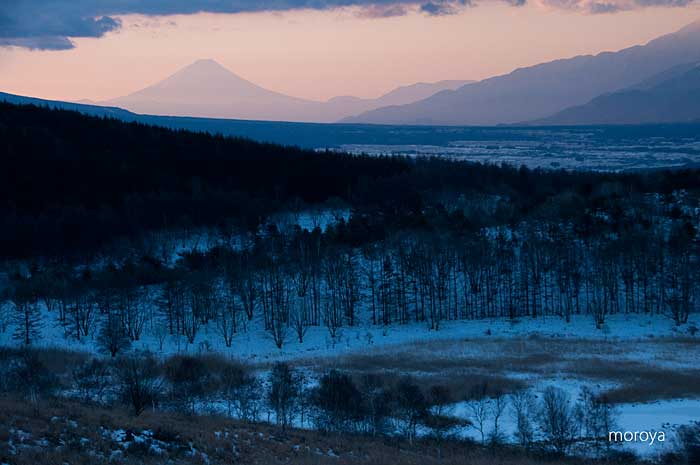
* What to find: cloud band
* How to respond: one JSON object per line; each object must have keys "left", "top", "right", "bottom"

{"left": 0, "top": 0, "right": 694, "bottom": 50}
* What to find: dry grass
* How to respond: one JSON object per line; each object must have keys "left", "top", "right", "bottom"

{"left": 297, "top": 335, "right": 700, "bottom": 404}
{"left": 572, "top": 358, "right": 700, "bottom": 403}
{"left": 0, "top": 395, "right": 645, "bottom": 465}
{"left": 342, "top": 370, "right": 527, "bottom": 401}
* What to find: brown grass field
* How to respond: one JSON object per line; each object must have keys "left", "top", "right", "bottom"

{"left": 0, "top": 396, "right": 646, "bottom": 465}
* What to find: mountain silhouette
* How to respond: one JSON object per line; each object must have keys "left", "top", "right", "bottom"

{"left": 104, "top": 59, "right": 472, "bottom": 122}
{"left": 342, "top": 19, "right": 700, "bottom": 126}
{"left": 532, "top": 62, "right": 700, "bottom": 125}
{"left": 104, "top": 59, "right": 319, "bottom": 121}
{"left": 1, "top": 91, "right": 137, "bottom": 119}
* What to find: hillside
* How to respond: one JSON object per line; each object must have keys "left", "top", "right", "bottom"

{"left": 0, "top": 101, "right": 407, "bottom": 257}
{"left": 0, "top": 91, "right": 137, "bottom": 120}
{"left": 533, "top": 62, "right": 700, "bottom": 125}
{"left": 342, "top": 20, "right": 700, "bottom": 125}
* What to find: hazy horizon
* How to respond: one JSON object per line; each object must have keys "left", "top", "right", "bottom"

{"left": 1, "top": 3, "right": 699, "bottom": 103}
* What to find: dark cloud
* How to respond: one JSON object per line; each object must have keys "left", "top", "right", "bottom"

{"left": 1, "top": 1, "right": 477, "bottom": 50}
{"left": 0, "top": 5, "right": 122, "bottom": 50}
{"left": 589, "top": 2, "right": 622, "bottom": 12}
{"left": 420, "top": 0, "right": 470, "bottom": 14}
{"left": 633, "top": 0, "right": 692, "bottom": 5}
{"left": 357, "top": 4, "right": 410, "bottom": 17}
{"left": 0, "top": 36, "right": 75, "bottom": 51}
{"left": 541, "top": 0, "right": 696, "bottom": 13}
{"left": 0, "top": 0, "right": 696, "bottom": 50}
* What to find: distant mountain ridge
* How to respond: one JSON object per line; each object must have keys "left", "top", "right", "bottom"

{"left": 533, "top": 62, "right": 700, "bottom": 125}
{"left": 0, "top": 91, "right": 137, "bottom": 120}
{"left": 103, "top": 59, "right": 473, "bottom": 123}
{"left": 342, "top": 19, "right": 700, "bottom": 126}
{"left": 332, "top": 80, "right": 474, "bottom": 108}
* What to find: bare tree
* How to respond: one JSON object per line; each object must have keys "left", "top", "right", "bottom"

{"left": 268, "top": 303, "right": 288, "bottom": 349}
{"left": 116, "top": 355, "right": 163, "bottom": 416}
{"left": 510, "top": 390, "right": 536, "bottom": 449}
{"left": 219, "top": 361, "right": 246, "bottom": 417}
{"left": 12, "top": 298, "right": 42, "bottom": 346}
{"left": 153, "top": 317, "right": 169, "bottom": 352}
{"left": 261, "top": 263, "right": 290, "bottom": 349}
{"left": 217, "top": 286, "right": 239, "bottom": 348}
{"left": 117, "top": 286, "right": 148, "bottom": 341}
{"left": 9, "top": 349, "right": 57, "bottom": 406}
{"left": 67, "top": 291, "right": 97, "bottom": 340}
{"left": 289, "top": 298, "right": 308, "bottom": 344}
{"left": 424, "top": 385, "right": 465, "bottom": 456}
{"left": 267, "top": 362, "right": 301, "bottom": 431}
{"left": 165, "top": 355, "right": 218, "bottom": 415}
{"left": 577, "top": 387, "right": 618, "bottom": 452}
{"left": 539, "top": 387, "right": 576, "bottom": 454}
{"left": 322, "top": 250, "right": 356, "bottom": 339}
{"left": 490, "top": 390, "right": 508, "bottom": 445}
{"left": 359, "top": 374, "right": 392, "bottom": 437}
{"left": 97, "top": 312, "right": 131, "bottom": 357}
{"left": 467, "top": 383, "right": 490, "bottom": 445}
{"left": 393, "top": 378, "right": 427, "bottom": 445}
{"left": 73, "top": 358, "right": 110, "bottom": 403}
{"left": 232, "top": 374, "right": 263, "bottom": 422}
{"left": 10, "top": 279, "right": 42, "bottom": 346}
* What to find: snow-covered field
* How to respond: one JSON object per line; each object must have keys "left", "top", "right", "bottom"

{"left": 336, "top": 134, "right": 700, "bottom": 171}
{"left": 2, "top": 300, "right": 696, "bottom": 361}
{"left": 2, "top": 305, "right": 698, "bottom": 459}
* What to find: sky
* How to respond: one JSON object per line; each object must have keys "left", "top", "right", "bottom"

{"left": 1, "top": 1, "right": 699, "bottom": 102}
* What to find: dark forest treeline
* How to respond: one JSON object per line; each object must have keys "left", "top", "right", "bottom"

{"left": 0, "top": 102, "right": 409, "bottom": 257}
{"left": 3, "top": 102, "right": 700, "bottom": 259}
{"left": 2, "top": 102, "right": 700, "bottom": 350}
{"left": 7, "top": 211, "right": 697, "bottom": 352}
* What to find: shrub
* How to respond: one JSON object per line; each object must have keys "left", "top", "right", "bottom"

{"left": 72, "top": 358, "right": 110, "bottom": 403}
{"left": 267, "top": 362, "right": 301, "bottom": 431}
{"left": 97, "top": 313, "right": 131, "bottom": 357}
{"left": 392, "top": 378, "right": 427, "bottom": 444}
{"left": 164, "top": 355, "right": 219, "bottom": 415}
{"left": 8, "top": 349, "right": 58, "bottom": 405}
{"left": 359, "top": 373, "right": 393, "bottom": 437}
{"left": 116, "top": 355, "right": 163, "bottom": 416}
{"left": 313, "top": 370, "right": 364, "bottom": 432}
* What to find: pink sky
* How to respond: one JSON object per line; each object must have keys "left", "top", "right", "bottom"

{"left": 0, "top": 4, "right": 699, "bottom": 102}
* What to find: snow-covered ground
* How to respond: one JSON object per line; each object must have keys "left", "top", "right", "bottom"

{"left": 336, "top": 136, "right": 700, "bottom": 172}
{"left": 450, "top": 383, "right": 700, "bottom": 457}
{"left": 616, "top": 400, "right": 700, "bottom": 457}
{"left": 1, "top": 307, "right": 698, "bottom": 460}
{"left": 2, "top": 305, "right": 696, "bottom": 362}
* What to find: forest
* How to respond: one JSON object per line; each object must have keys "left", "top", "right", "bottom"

{"left": 3, "top": 101, "right": 700, "bottom": 260}
{"left": 1, "top": 102, "right": 700, "bottom": 463}
{"left": 2, "top": 102, "right": 699, "bottom": 348}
